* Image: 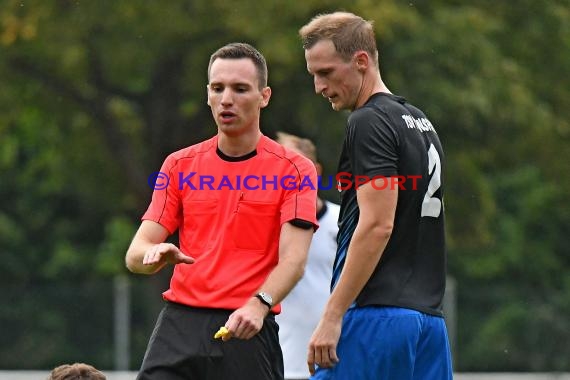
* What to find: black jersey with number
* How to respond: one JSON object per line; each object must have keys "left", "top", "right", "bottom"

{"left": 332, "top": 92, "right": 446, "bottom": 316}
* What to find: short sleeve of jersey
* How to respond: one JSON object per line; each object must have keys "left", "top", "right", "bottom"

{"left": 347, "top": 107, "right": 399, "bottom": 178}
{"left": 142, "top": 154, "right": 182, "bottom": 234}
{"left": 279, "top": 154, "right": 319, "bottom": 230}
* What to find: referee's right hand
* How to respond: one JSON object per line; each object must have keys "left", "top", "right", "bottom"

{"left": 143, "top": 243, "right": 195, "bottom": 266}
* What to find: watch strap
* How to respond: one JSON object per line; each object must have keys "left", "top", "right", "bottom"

{"left": 255, "top": 293, "right": 272, "bottom": 309}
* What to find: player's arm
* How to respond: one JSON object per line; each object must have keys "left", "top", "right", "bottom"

{"left": 223, "top": 154, "right": 317, "bottom": 341}
{"left": 125, "top": 220, "right": 194, "bottom": 275}
{"left": 223, "top": 222, "right": 313, "bottom": 341}
{"left": 256, "top": 221, "right": 313, "bottom": 308}
{"left": 257, "top": 154, "right": 317, "bottom": 308}
{"left": 308, "top": 182, "right": 397, "bottom": 373}
{"left": 323, "top": 181, "right": 396, "bottom": 321}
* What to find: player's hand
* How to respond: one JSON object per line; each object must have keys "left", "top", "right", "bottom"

{"left": 222, "top": 297, "right": 267, "bottom": 341}
{"left": 307, "top": 316, "right": 341, "bottom": 375}
{"left": 142, "top": 243, "right": 194, "bottom": 266}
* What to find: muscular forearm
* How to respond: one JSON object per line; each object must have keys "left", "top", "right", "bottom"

{"left": 323, "top": 222, "right": 391, "bottom": 320}
{"left": 125, "top": 240, "right": 166, "bottom": 274}
{"left": 125, "top": 220, "right": 171, "bottom": 274}
{"left": 257, "top": 254, "right": 306, "bottom": 307}
{"left": 255, "top": 223, "right": 312, "bottom": 307}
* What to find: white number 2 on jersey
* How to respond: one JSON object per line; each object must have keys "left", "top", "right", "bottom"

{"left": 421, "top": 144, "right": 442, "bottom": 218}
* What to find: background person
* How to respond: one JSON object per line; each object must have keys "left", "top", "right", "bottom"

{"left": 47, "top": 363, "right": 106, "bottom": 380}
{"left": 299, "top": 11, "right": 453, "bottom": 380}
{"left": 275, "top": 132, "right": 340, "bottom": 380}
{"left": 125, "top": 42, "right": 318, "bottom": 380}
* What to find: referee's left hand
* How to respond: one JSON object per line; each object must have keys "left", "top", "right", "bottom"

{"left": 223, "top": 297, "right": 268, "bottom": 341}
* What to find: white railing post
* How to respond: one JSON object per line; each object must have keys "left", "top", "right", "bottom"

{"left": 114, "top": 274, "right": 131, "bottom": 370}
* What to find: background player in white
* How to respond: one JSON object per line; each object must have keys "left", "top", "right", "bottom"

{"left": 275, "top": 132, "right": 340, "bottom": 380}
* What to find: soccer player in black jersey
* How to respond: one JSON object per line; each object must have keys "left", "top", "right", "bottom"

{"left": 300, "top": 11, "right": 453, "bottom": 380}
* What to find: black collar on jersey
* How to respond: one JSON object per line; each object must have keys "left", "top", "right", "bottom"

{"left": 216, "top": 147, "right": 257, "bottom": 162}
{"left": 365, "top": 92, "right": 406, "bottom": 105}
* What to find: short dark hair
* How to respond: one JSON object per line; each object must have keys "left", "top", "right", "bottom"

{"left": 208, "top": 42, "right": 268, "bottom": 89}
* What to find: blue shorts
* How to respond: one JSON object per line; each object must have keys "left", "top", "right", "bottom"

{"left": 311, "top": 306, "right": 452, "bottom": 380}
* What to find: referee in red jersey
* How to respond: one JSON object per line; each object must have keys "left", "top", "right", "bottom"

{"left": 126, "top": 43, "right": 318, "bottom": 380}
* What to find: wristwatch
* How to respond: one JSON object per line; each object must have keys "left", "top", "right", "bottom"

{"left": 255, "top": 292, "right": 273, "bottom": 309}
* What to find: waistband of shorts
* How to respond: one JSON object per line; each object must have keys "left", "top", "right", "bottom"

{"left": 164, "top": 300, "right": 276, "bottom": 320}
{"left": 348, "top": 305, "right": 444, "bottom": 318}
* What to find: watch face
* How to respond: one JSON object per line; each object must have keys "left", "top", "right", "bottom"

{"left": 258, "top": 292, "right": 273, "bottom": 306}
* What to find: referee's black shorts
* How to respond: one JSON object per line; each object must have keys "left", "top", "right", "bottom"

{"left": 137, "top": 301, "right": 284, "bottom": 380}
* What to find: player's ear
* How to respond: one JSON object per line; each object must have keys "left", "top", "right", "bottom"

{"left": 260, "top": 86, "right": 271, "bottom": 108}
{"left": 206, "top": 84, "right": 211, "bottom": 106}
{"left": 354, "top": 51, "right": 369, "bottom": 72}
